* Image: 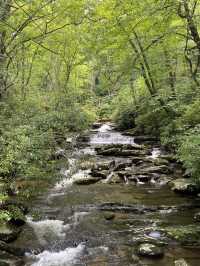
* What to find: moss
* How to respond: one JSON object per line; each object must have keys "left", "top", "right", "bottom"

{"left": 165, "top": 225, "right": 200, "bottom": 245}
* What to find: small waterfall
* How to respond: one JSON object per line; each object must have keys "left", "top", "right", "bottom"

{"left": 124, "top": 175, "right": 129, "bottom": 185}
{"left": 27, "top": 217, "right": 70, "bottom": 245}
{"left": 90, "top": 123, "right": 135, "bottom": 145}
{"left": 30, "top": 244, "right": 85, "bottom": 266}
{"left": 103, "top": 171, "right": 114, "bottom": 183}
{"left": 150, "top": 148, "right": 161, "bottom": 159}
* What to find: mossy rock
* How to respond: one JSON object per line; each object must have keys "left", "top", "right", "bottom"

{"left": 136, "top": 243, "right": 164, "bottom": 258}
{"left": 165, "top": 225, "right": 200, "bottom": 245}
{"left": 169, "top": 179, "right": 199, "bottom": 195}
{"left": 0, "top": 224, "right": 22, "bottom": 243}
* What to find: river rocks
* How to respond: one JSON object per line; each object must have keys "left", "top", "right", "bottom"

{"left": 139, "top": 165, "right": 172, "bottom": 175}
{"left": 94, "top": 160, "right": 115, "bottom": 171}
{"left": 169, "top": 179, "right": 199, "bottom": 194}
{"left": 114, "top": 159, "right": 132, "bottom": 171}
{"left": 95, "top": 143, "right": 148, "bottom": 157}
{"left": 131, "top": 157, "right": 151, "bottom": 165}
{"left": 175, "top": 259, "right": 190, "bottom": 266}
{"left": 136, "top": 243, "right": 164, "bottom": 258}
{"left": 74, "top": 175, "right": 101, "bottom": 185}
{"left": 96, "top": 148, "right": 148, "bottom": 157}
{"left": 105, "top": 173, "right": 123, "bottom": 184}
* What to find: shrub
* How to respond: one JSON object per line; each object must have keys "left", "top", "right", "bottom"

{"left": 177, "top": 126, "right": 200, "bottom": 183}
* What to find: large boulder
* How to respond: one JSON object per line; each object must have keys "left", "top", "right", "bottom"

{"left": 136, "top": 243, "right": 164, "bottom": 258}
{"left": 169, "top": 179, "right": 199, "bottom": 194}
{"left": 114, "top": 159, "right": 132, "bottom": 171}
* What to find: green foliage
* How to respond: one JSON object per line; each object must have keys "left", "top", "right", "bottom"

{"left": 178, "top": 127, "right": 200, "bottom": 182}
{"left": 0, "top": 210, "right": 10, "bottom": 223}
{"left": 182, "top": 100, "right": 200, "bottom": 127}
{"left": 113, "top": 104, "right": 136, "bottom": 130}
{"left": 0, "top": 124, "right": 53, "bottom": 179}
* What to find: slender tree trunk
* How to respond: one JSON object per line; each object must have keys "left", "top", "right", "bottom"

{"left": 133, "top": 31, "right": 157, "bottom": 95}
{"left": 0, "top": 0, "right": 11, "bottom": 98}
{"left": 163, "top": 49, "right": 177, "bottom": 98}
{"left": 178, "top": 0, "right": 200, "bottom": 87}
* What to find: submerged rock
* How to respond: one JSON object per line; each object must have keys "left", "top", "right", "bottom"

{"left": 175, "top": 258, "right": 190, "bottom": 266}
{"left": 136, "top": 243, "right": 164, "bottom": 258}
{"left": 169, "top": 179, "right": 199, "bottom": 194}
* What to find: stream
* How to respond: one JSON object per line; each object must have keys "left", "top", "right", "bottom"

{"left": 13, "top": 123, "right": 200, "bottom": 266}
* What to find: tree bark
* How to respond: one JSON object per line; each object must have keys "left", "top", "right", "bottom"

{"left": 178, "top": 0, "right": 200, "bottom": 87}
{"left": 0, "top": 0, "right": 11, "bottom": 98}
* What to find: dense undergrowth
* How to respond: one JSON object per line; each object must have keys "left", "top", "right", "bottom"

{"left": 0, "top": 93, "right": 96, "bottom": 222}
{"left": 111, "top": 86, "right": 200, "bottom": 184}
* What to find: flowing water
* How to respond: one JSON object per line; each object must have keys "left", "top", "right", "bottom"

{"left": 13, "top": 124, "right": 200, "bottom": 266}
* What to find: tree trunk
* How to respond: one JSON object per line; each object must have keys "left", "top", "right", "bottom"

{"left": 0, "top": 0, "right": 11, "bottom": 98}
